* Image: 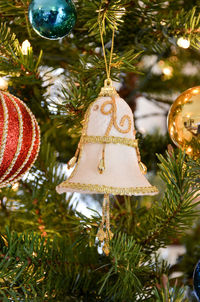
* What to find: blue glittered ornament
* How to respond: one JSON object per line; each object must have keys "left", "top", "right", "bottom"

{"left": 28, "top": 0, "right": 77, "bottom": 40}
{"left": 194, "top": 261, "right": 200, "bottom": 300}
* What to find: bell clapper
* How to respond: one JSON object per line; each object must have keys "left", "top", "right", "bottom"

{"left": 98, "top": 158, "right": 105, "bottom": 174}
{"left": 98, "top": 145, "right": 106, "bottom": 174}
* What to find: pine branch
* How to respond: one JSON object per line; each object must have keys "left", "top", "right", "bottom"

{"left": 0, "top": 228, "right": 108, "bottom": 301}
{"left": 153, "top": 275, "right": 188, "bottom": 302}
{"left": 0, "top": 22, "right": 42, "bottom": 80}
{"left": 137, "top": 150, "right": 200, "bottom": 251}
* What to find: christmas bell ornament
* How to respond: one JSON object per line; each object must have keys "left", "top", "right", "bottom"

{"left": 28, "top": 0, "right": 77, "bottom": 40}
{"left": 56, "top": 14, "right": 158, "bottom": 255}
{"left": 57, "top": 79, "right": 158, "bottom": 196}
{"left": 0, "top": 90, "right": 40, "bottom": 188}
{"left": 56, "top": 79, "right": 158, "bottom": 254}
{"left": 168, "top": 86, "right": 200, "bottom": 158}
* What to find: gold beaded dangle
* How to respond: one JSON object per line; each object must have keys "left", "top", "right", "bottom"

{"left": 97, "top": 194, "right": 113, "bottom": 256}
{"left": 97, "top": 194, "right": 106, "bottom": 242}
{"left": 135, "top": 144, "right": 147, "bottom": 175}
{"left": 67, "top": 141, "right": 81, "bottom": 169}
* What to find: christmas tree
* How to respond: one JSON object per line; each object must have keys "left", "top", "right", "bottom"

{"left": 0, "top": 0, "right": 199, "bottom": 301}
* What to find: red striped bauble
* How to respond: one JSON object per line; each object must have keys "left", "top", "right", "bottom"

{"left": 0, "top": 90, "right": 40, "bottom": 188}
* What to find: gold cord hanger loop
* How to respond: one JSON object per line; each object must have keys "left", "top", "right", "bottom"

{"left": 98, "top": 9, "right": 115, "bottom": 81}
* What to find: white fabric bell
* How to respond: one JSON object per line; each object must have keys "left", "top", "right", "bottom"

{"left": 56, "top": 81, "right": 158, "bottom": 196}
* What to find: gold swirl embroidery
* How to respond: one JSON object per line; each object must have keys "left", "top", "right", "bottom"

{"left": 100, "top": 96, "right": 132, "bottom": 136}
{"left": 101, "top": 100, "right": 113, "bottom": 136}
{"left": 97, "top": 96, "right": 132, "bottom": 174}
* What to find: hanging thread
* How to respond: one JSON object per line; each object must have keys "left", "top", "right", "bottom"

{"left": 98, "top": 11, "right": 115, "bottom": 81}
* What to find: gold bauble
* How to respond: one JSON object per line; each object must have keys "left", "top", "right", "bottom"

{"left": 168, "top": 86, "right": 200, "bottom": 157}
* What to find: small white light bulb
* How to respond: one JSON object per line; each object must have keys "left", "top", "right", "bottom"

{"left": 162, "top": 66, "right": 173, "bottom": 76}
{"left": 187, "top": 146, "right": 192, "bottom": 153}
{"left": 0, "top": 78, "right": 8, "bottom": 91}
{"left": 12, "top": 182, "right": 19, "bottom": 191}
{"left": 21, "top": 40, "right": 31, "bottom": 55}
{"left": 177, "top": 37, "right": 190, "bottom": 49}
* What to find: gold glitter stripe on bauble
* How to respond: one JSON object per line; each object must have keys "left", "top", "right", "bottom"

{"left": 0, "top": 93, "right": 40, "bottom": 188}
{"left": 0, "top": 93, "right": 34, "bottom": 185}
{"left": 0, "top": 95, "right": 24, "bottom": 183}
{"left": 0, "top": 92, "right": 9, "bottom": 167}
{"left": 57, "top": 181, "right": 159, "bottom": 196}
{"left": 1, "top": 117, "right": 40, "bottom": 188}
{"left": 82, "top": 135, "right": 138, "bottom": 148}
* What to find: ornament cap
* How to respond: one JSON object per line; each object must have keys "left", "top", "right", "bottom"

{"left": 99, "top": 79, "right": 118, "bottom": 97}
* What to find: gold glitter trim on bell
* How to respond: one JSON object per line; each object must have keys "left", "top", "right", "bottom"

{"left": 99, "top": 79, "right": 118, "bottom": 97}
{"left": 56, "top": 181, "right": 158, "bottom": 195}
{"left": 82, "top": 135, "right": 138, "bottom": 148}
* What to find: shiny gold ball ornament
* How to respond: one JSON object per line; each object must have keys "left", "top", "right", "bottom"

{"left": 168, "top": 86, "right": 200, "bottom": 157}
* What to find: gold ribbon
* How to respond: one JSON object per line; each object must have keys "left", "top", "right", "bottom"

{"left": 82, "top": 135, "right": 138, "bottom": 148}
